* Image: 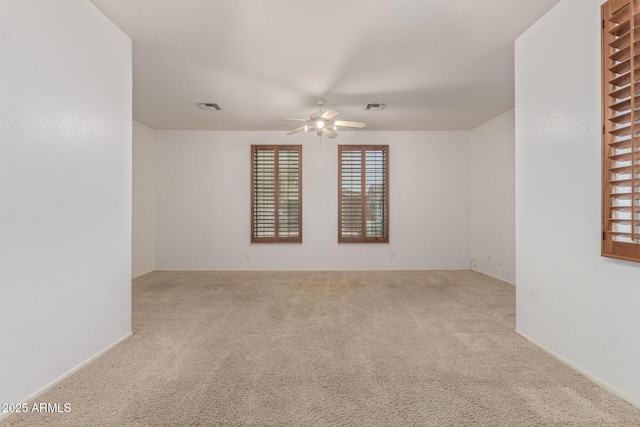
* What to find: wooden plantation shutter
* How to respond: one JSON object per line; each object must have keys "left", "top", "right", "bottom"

{"left": 251, "top": 145, "right": 302, "bottom": 243}
{"left": 602, "top": 0, "right": 640, "bottom": 262}
{"left": 338, "top": 145, "right": 389, "bottom": 243}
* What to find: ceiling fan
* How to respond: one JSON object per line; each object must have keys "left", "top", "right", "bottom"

{"left": 281, "top": 99, "right": 366, "bottom": 139}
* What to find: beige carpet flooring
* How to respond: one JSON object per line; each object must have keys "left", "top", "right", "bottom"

{"left": 3, "top": 270, "right": 640, "bottom": 426}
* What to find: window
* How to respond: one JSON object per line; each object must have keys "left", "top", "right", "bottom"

{"left": 602, "top": 0, "right": 640, "bottom": 262}
{"left": 338, "top": 145, "right": 389, "bottom": 243}
{"left": 251, "top": 145, "right": 302, "bottom": 243}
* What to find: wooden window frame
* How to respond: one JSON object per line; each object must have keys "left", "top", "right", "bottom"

{"left": 338, "top": 145, "right": 389, "bottom": 243}
{"left": 602, "top": 0, "right": 640, "bottom": 262}
{"left": 251, "top": 145, "right": 302, "bottom": 243}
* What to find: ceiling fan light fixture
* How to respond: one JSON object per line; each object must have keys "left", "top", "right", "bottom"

{"left": 280, "top": 100, "right": 366, "bottom": 139}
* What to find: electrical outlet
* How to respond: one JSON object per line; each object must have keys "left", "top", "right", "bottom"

{"left": 245, "top": 253, "right": 251, "bottom": 260}
{"left": 488, "top": 255, "right": 491, "bottom": 262}
{"left": 390, "top": 252, "right": 395, "bottom": 259}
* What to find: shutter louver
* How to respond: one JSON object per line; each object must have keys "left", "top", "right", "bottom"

{"left": 603, "top": 0, "right": 640, "bottom": 262}
{"left": 251, "top": 145, "right": 302, "bottom": 243}
{"left": 338, "top": 145, "right": 389, "bottom": 243}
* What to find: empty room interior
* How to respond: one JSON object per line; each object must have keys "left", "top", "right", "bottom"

{"left": 2, "top": 0, "right": 640, "bottom": 425}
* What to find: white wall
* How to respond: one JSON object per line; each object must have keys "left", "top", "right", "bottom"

{"left": 516, "top": 0, "right": 640, "bottom": 406}
{"left": 155, "top": 131, "right": 471, "bottom": 270}
{"left": 0, "top": 0, "right": 132, "bottom": 408}
{"left": 470, "top": 109, "right": 516, "bottom": 284}
{"left": 132, "top": 121, "right": 155, "bottom": 277}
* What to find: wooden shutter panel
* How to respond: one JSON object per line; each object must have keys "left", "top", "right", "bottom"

{"left": 277, "top": 148, "right": 301, "bottom": 239}
{"left": 251, "top": 145, "right": 302, "bottom": 243}
{"left": 339, "top": 148, "right": 363, "bottom": 240}
{"left": 253, "top": 148, "right": 276, "bottom": 240}
{"left": 602, "top": 0, "right": 640, "bottom": 262}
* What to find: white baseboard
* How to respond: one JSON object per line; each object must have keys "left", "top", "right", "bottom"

{"left": 152, "top": 267, "right": 472, "bottom": 272}
{"left": 471, "top": 268, "right": 515, "bottom": 286}
{"left": 0, "top": 332, "right": 132, "bottom": 422}
{"left": 515, "top": 329, "right": 640, "bottom": 410}
{"left": 132, "top": 268, "right": 155, "bottom": 279}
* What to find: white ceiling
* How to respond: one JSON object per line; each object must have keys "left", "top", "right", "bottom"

{"left": 89, "top": 0, "right": 560, "bottom": 131}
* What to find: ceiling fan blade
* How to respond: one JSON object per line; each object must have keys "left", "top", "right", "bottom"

{"left": 323, "top": 128, "right": 338, "bottom": 139}
{"left": 334, "top": 120, "right": 366, "bottom": 129}
{"left": 286, "top": 126, "right": 305, "bottom": 135}
{"left": 321, "top": 110, "right": 340, "bottom": 121}
{"left": 310, "top": 111, "right": 323, "bottom": 120}
{"left": 280, "top": 117, "right": 310, "bottom": 122}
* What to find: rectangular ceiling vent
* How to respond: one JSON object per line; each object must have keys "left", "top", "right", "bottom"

{"left": 364, "top": 103, "right": 386, "bottom": 111}
{"left": 197, "top": 103, "right": 223, "bottom": 111}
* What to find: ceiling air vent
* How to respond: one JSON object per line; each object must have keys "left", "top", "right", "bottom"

{"left": 364, "top": 103, "right": 386, "bottom": 111}
{"left": 197, "top": 103, "right": 223, "bottom": 111}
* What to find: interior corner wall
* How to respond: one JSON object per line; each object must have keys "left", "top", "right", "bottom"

{"left": 516, "top": 0, "right": 640, "bottom": 406}
{"left": 133, "top": 121, "right": 156, "bottom": 278}
{"left": 154, "top": 130, "right": 471, "bottom": 270}
{"left": 0, "top": 1, "right": 132, "bottom": 408}
{"left": 470, "top": 109, "right": 516, "bottom": 284}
